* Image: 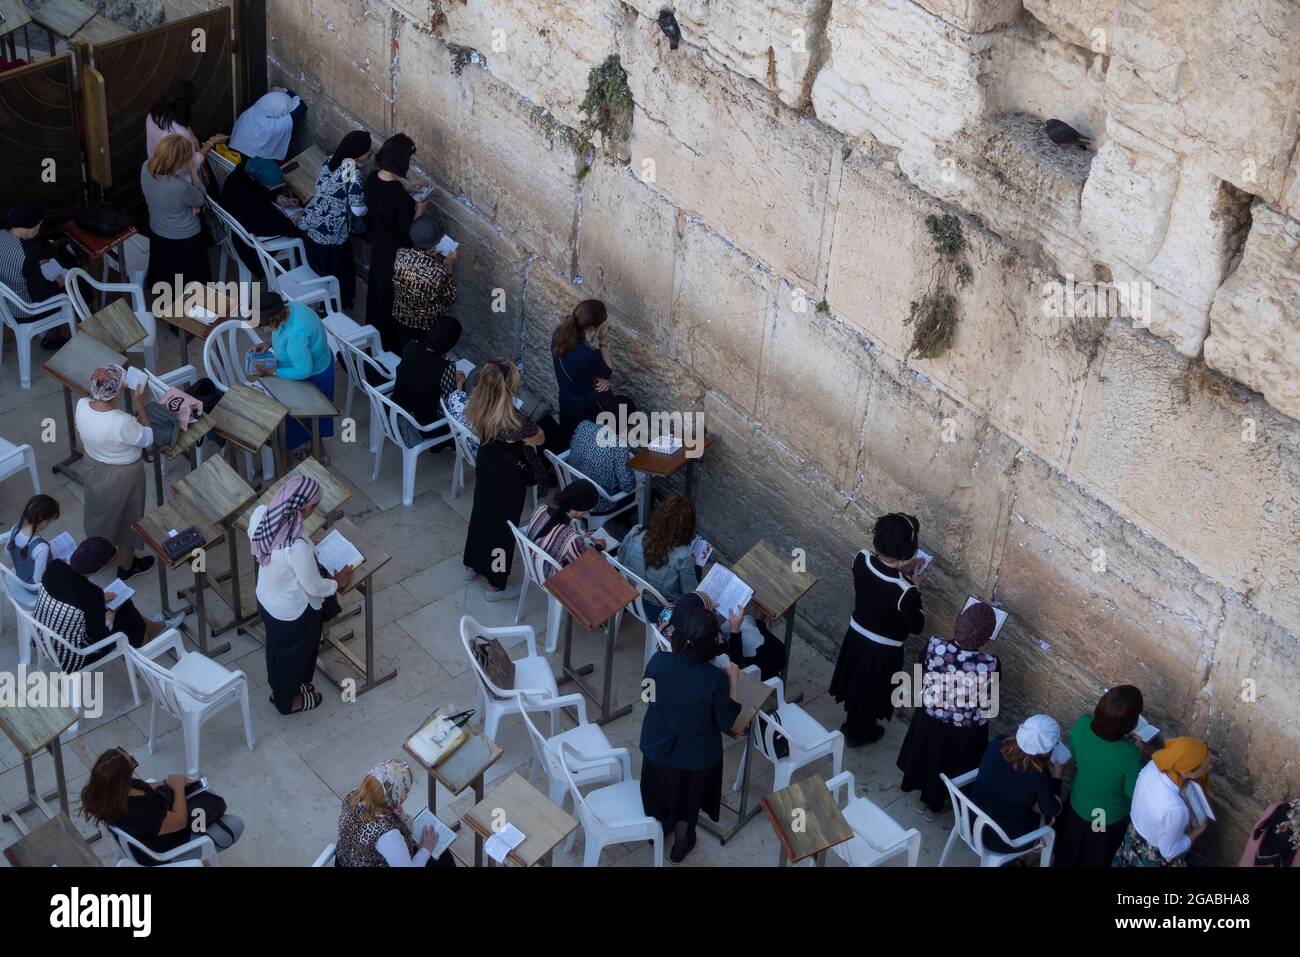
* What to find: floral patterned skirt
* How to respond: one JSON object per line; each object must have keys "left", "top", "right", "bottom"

{"left": 1112, "top": 823, "right": 1187, "bottom": 867}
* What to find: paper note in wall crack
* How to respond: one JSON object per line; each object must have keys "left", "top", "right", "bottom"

{"left": 315, "top": 529, "right": 364, "bottom": 575}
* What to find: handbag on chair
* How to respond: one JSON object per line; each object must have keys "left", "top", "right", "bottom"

{"left": 472, "top": 635, "right": 515, "bottom": 692}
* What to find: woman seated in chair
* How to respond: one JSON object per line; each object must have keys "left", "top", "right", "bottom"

{"left": 34, "top": 537, "right": 179, "bottom": 673}
{"left": 521, "top": 480, "right": 603, "bottom": 579}
{"left": 81, "top": 747, "right": 243, "bottom": 865}
{"left": 1, "top": 202, "right": 76, "bottom": 349}
{"left": 336, "top": 760, "right": 455, "bottom": 867}
{"left": 654, "top": 586, "right": 786, "bottom": 682}
{"left": 640, "top": 602, "right": 744, "bottom": 863}
{"left": 219, "top": 160, "right": 304, "bottom": 282}
{"left": 247, "top": 290, "right": 336, "bottom": 456}
{"left": 620, "top": 496, "right": 700, "bottom": 621}
{"left": 393, "top": 316, "right": 464, "bottom": 448}
{"left": 5, "top": 493, "right": 60, "bottom": 586}
{"left": 227, "top": 88, "right": 308, "bottom": 188}
{"left": 565, "top": 408, "right": 636, "bottom": 516}
{"left": 966, "top": 714, "right": 1064, "bottom": 853}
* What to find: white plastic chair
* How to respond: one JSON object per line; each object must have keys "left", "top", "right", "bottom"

{"left": 19, "top": 601, "right": 142, "bottom": 706}
{"left": 312, "top": 843, "right": 337, "bottom": 867}
{"left": 510, "top": 678, "right": 621, "bottom": 808}
{"left": 601, "top": 552, "right": 668, "bottom": 670}
{"left": 126, "top": 630, "right": 255, "bottom": 778}
{"left": 459, "top": 615, "right": 567, "bottom": 741}
{"left": 205, "top": 149, "right": 236, "bottom": 191}
{"left": 109, "top": 823, "right": 218, "bottom": 867}
{"left": 733, "top": 675, "right": 843, "bottom": 794}
{"left": 0, "top": 437, "right": 39, "bottom": 494}
{"left": 441, "top": 397, "right": 477, "bottom": 498}
{"left": 0, "top": 280, "right": 76, "bottom": 388}
{"left": 518, "top": 704, "right": 662, "bottom": 867}
{"left": 544, "top": 448, "right": 637, "bottom": 530}
{"left": 206, "top": 197, "right": 313, "bottom": 288}
{"left": 201, "top": 319, "right": 276, "bottom": 481}
{"left": 938, "top": 768, "right": 1056, "bottom": 867}
{"left": 363, "top": 379, "right": 450, "bottom": 506}
{"left": 506, "top": 520, "right": 565, "bottom": 654}
{"left": 329, "top": 331, "right": 396, "bottom": 443}
{"left": 209, "top": 199, "right": 342, "bottom": 315}
{"left": 64, "top": 267, "right": 160, "bottom": 371}
{"left": 822, "top": 771, "right": 921, "bottom": 867}
{"left": 0, "top": 551, "right": 40, "bottom": 659}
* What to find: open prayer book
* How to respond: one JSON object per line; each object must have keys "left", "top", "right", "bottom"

{"left": 123, "top": 366, "right": 148, "bottom": 391}
{"left": 104, "top": 578, "right": 135, "bottom": 611}
{"left": 1185, "top": 780, "right": 1215, "bottom": 826}
{"left": 48, "top": 532, "right": 77, "bottom": 563}
{"left": 316, "top": 529, "right": 364, "bottom": 576}
{"left": 186, "top": 303, "right": 220, "bottom": 325}
{"left": 484, "top": 822, "right": 526, "bottom": 864}
{"left": 434, "top": 235, "right": 459, "bottom": 257}
{"left": 648, "top": 435, "right": 682, "bottom": 454}
{"left": 1133, "top": 713, "right": 1160, "bottom": 743}
{"left": 697, "top": 564, "right": 753, "bottom": 615}
{"left": 1050, "top": 741, "right": 1072, "bottom": 765}
{"left": 410, "top": 808, "right": 458, "bottom": 860}
{"left": 590, "top": 526, "right": 620, "bottom": 551}
{"left": 40, "top": 259, "right": 68, "bottom": 282}
{"left": 690, "top": 535, "right": 713, "bottom": 566}
{"left": 454, "top": 358, "right": 475, "bottom": 377}
{"left": 962, "top": 596, "right": 1008, "bottom": 640}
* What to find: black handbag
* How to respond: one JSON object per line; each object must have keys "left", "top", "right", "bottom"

{"left": 73, "top": 207, "right": 133, "bottom": 237}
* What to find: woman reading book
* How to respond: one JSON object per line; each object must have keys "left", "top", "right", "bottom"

{"left": 248, "top": 290, "right": 337, "bottom": 457}
{"left": 336, "top": 760, "right": 455, "bottom": 867}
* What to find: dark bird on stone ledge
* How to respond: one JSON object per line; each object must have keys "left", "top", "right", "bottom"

{"left": 1044, "top": 118, "right": 1091, "bottom": 150}
{"left": 658, "top": 9, "right": 681, "bottom": 49}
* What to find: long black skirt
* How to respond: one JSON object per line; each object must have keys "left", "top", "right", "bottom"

{"left": 828, "top": 628, "right": 902, "bottom": 736}
{"left": 1054, "top": 803, "right": 1129, "bottom": 867}
{"left": 462, "top": 439, "right": 529, "bottom": 590}
{"left": 639, "top": 754, "right": 723, "bottom": 829}
{"left": 305, "top": 235, "right": 357, "bottom": 310}
{"left": 259, "top": 600, "right": 323, "bottom": 714}
{"left": 145, "top": 232, "right": 211, "bottom": 297}
{"left": 896, "top": 709, "right": 988, "bottom": 812}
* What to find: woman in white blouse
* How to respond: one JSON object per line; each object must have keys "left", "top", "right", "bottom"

{"left": 247, "top": 475, "right": 350, "bottom": 714}
{"left": 75, "top": 366, "right": 155, "bottom": 581}
{"left": 1113, "top": 736, "right": 1213, "bottom": 867}
{"left": 335, "top": 761, "right": 455, "bottom": 867}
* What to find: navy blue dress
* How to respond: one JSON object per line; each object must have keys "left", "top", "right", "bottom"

{"left": 551, "top": 332, "right": 612, "bottom": 450}
{"left": 967, "top": 735, "right": 1062, "bottom": 851}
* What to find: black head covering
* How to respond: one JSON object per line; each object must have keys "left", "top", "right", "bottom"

{"left": 873, "top": 512, "right": 919, "bottom": 561}
{"left": 953, "top": 601, "right": 997, "bottom": 651}
{"left": 424, "top": 316, "right": 462, "bottom": 356}
{"left": 6, "top": 203, "right": 42, "bottom": 230}
{"left": 69, "top": 537, "right": 115, "bottom": 575}
{"left": 374, "top": 134, "right": 416, "bottom": 176}
{"left": 536, "top": 480, "right": 600, "bottom": 540}
{"left": 329, "top": 130, "right": 372, "bottom": 171}
{"left": 670, "top": 606, "right": 722, "bottom": 663}
{"left": 256, "top": 288, "right": 287, "bottom": 320}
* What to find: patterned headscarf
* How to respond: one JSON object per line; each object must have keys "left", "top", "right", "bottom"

{"left": 250, "top": 475, "right": 322, "bottom": 566}
{"left": 1153, "top": 737, "right": 1211, "bottom": 790}
{"left": 367, "top": 760, "right": 413, "bottom": 819}
{"left": 89, "top": 364, "right": 126, "bottom": 401}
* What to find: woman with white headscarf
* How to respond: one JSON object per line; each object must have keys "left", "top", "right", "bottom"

{"left": 74, "top": 365, "right": 155, "bottom": 581}
{"left": 967, "top": 714, "right": 1065, "bottom": 852}
{"left": 228, "top": 88, "right": 307, "bottom": 188}
{"left": 336, "top": 760, "right": 456, "bottom": 867}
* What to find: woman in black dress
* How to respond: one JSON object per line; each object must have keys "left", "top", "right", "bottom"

{"left": 461, "top": 358, "right": 545, "bottom": 600}
{"left": 640, "top": 602, "right": 743, "bottom": 863}
{"left": 896, "top": 601, "right": 1000, "bottom": 814}
{"left": 363, "top": 134, "right": 432, "bottom": 352}
{"left": 829, "top": 512, "right": 926, "bottom": 747}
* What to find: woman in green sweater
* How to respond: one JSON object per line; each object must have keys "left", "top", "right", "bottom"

{"left": 1054, "top": 685, "right": 1144, "bottom": 866}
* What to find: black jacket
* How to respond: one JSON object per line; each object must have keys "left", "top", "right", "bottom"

{"left": 639, "top": 651, "right": 741, "bottom": 770}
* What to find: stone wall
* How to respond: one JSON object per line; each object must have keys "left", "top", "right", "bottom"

{"left": 162, "top": 0, "right": 1300, "bottom": 863}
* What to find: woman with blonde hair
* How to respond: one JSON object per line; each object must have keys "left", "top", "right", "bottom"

{"left": 336, "top": 760, "right": 455, "bottom": 867}
{"left": 461, "top": 358, "right": 545, "bottom": 599}
{"left": 140, "top": 132, "right": 210, "bottom": 295}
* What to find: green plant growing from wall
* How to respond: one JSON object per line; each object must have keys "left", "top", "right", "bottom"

{"left": 576, "top": 54, "right": 633, "bottom": 167}
{"left": 905, "top": 213, "right": 973, "bottom": 360}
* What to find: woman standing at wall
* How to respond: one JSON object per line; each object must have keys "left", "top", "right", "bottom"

{"left": 1112, "top": 738, "right": 1214, "bottom": 867}
{"left": 145, "top": 79, "right": 226, "bottom": 185}
{"left": 364, "top": 134, "right": 433, "bottom": 352}
{"left": 550, "top": 299, "right": 615, "bottom": 450}
{"left": 301, "top": 130, "right": 372, "bottom": 311}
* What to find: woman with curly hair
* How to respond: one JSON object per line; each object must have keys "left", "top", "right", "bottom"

{"left": 620, "top": 495, "right": 700, "bottom": 621}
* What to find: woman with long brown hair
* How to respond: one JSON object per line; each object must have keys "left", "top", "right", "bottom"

{"left": 967, "top": 714, "right": 1064, "bottom": 852}
{"left": 550, "top": 299, "right": 614, "bottom": 449}
{"left": 462, "top": 358, "right": 545, "bottom": 599}
{"left": 620, "top": 495, "right": 700, "bottom": 620}
{"left": 141, "top": 132, "right": 210, "bottom": 296}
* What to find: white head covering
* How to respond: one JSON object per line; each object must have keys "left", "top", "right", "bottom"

{"left": 228, "top": 91, "right": 300, "bottom": 160}
{"left": 1015, "top": 714, "right": 1061, "bottom": 756}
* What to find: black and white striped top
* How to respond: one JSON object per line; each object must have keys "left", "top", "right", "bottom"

{"left": 33, "top": 587, "right": 91, "bottom": 673}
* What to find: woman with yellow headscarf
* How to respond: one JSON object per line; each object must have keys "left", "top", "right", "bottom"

{"left": 1113, "top": 737, "right": 1213, "bottom": 866}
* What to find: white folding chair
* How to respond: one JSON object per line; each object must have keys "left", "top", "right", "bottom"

{"left": 126, "top": 630, "right": 255, "bottom": 777}
{"left": 601, "top": 552, "right": 668, "bottom": 670}
{"left": 511, "top": 681, "right": 620, "bottom": 808}
{"left": 312, "top": 842, "right": 337, "bottom": 867}
{"left": 205, "top": 149, "right": 236, "bottom": 191}
{"left": 209, "top": 199, "right": 342, "bottom": 315}
{"left": 734, "top": 675, "right": 843, "bottom": 794}
{"left": 363, "top": 380, "right": 451, "bottom": 506}
{"left": 206, "top": 196, "right": 310, "bottom": 285}
{"left": 0, "top": 436, "right": 39, "bottom": 494}
{"left": 0, "top": 553, "right": 40, "bottom": 659}
{"left": 506, "top": 520, "right": 566, "bottom": 654}
{"left": 459, "top": 615, "right": 568, "bottom": 741}
{"left": 201, "top": 319, "right": 276, "bottom": 481}
{"left": 543, "top": 449, "right": 637, "bottom": 530}
{"left": 0, "top": 280, "right": 76, "bottom": 388}
{"left": 328, "top": 330, "right": 396, "bottom": 432}
{"left": 440, "top": 397, "right": 477, "bottom": 498}
{"left": 64, "top": 267, "right": 160, "bottom": 371}
{"left": 518, "top": 704, "right": 662, "bottom": 867}
{"left": 822, "top": 771, "right": 921, "bottom": 867}
{"left": 938, "top": 768, "right": 1056, "bottom": 867}
{"left": 109, "top": 823, "right": 218, "bottom": 867}
{"left": 20, "top": 602, "right": 142, "bottom": 706}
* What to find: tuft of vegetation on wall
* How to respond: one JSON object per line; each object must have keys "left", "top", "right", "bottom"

{"left": 906, "top": 213, "right": 972, "bottom": 360}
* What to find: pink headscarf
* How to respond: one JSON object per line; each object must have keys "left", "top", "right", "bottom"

{"left": 251, "top": 475, "right": 322, "bottom": 566}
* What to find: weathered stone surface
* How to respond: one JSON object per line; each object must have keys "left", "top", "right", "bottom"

{"left": 393, "top": 21, "right": 467, "bottom": 193}
{"left": 986, "top": 19, "right": 1107, "bottom": 146}
{"left": 912, "top": 0, "right": 1022, "bottom": 34}
{"left": 1204, "top": 204, "right": 1300, "bottom": 421}
{"left": 1022, "top": 0, "right": 1120, "bottom": 52}
{"left": 93, "top": 0, "right": 163, "bottom": 30}
{"left": 1080, "top": 118, "right": 1179, "bottom": 268}
{"left": 703, "top": 0, "right": 831, "bottom": 107}
{"left": 1070, "top": 321, "right": 1300, "bottom": 633}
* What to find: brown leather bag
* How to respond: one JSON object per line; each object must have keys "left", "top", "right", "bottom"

{"left": 472, "top": 636, "right": 515, "bottom": 692}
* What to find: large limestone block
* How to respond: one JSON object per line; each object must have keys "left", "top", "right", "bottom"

{"left": 393, "top": 24, "right": 468, "bottom": 193}
{"left": 625, "top": 17, "right": 840, "bottom": 289}
{"left": 668, "top": 219, "right": 775, "bottom": 416}
{"left": 912, "top": 0, "right": 1023, "bottom": 33}
{"left": 1204, "top": 204, "right": 1300, "bottom": 421}
{"left": 1069, "top": 321, "right": 1300, "bottom": 633}
{"left": 1079, "top": 118, "right": 1179, "bottom": 269}
{"left": 825, "top": 152, "right": 1092, "bottom": 465}
{"left": 1022, "top": 0, "right": 1119, "bottom": 51}
{"left": 704, "top": 0, "right": 830, "bottom": 107}
{"left": 755, "top": 287, "right": 872, "bottom": 490}
{"left": 810, "top": 0, "right": 993, "bottom": 157}
{"left": 986, "top": 19, "right": 1107, "bottom": 147}
{"left": 436, "top": 0, "right": 628, "bottom": 129}
{"left": 1105, "top": 0, "right": 1300, "bottom": 207}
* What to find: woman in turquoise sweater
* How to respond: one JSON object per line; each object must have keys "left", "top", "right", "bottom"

{"left": 1054, "top": 685, "right": 1144, "bottom": 867}
{"left": 250, "top": 291, "right": 336, "bottom": 453}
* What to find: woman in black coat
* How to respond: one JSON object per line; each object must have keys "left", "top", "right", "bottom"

{"left": 219, "top": 162, "right": 303, "bottom": 282}
{"left": 363, "top": 134, "right": 434, "bottom": 353}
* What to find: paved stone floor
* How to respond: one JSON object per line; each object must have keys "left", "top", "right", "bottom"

{"left": 0, "top": 316, "right": 967, "bottom": 868}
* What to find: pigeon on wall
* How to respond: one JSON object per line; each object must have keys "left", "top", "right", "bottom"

{"left": 658, "top": 9, "right": 681, "bottom": 49}
{"left": 1044, "top": 118, "right": 1091, "bottom": 150}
